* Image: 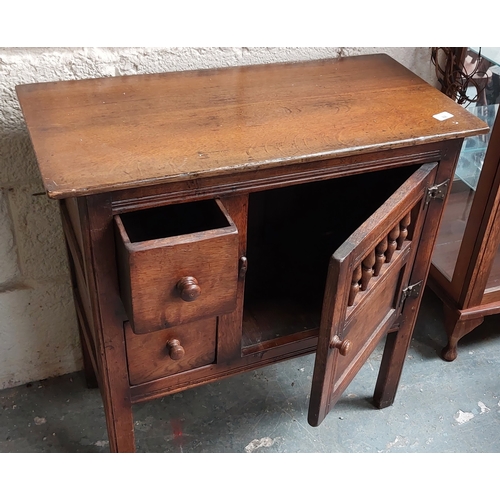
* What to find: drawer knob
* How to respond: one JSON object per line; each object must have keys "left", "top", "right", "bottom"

{"left": 176, "top": 276, "right": 201, "bottom": 302}
{"left": 330, "top": 335, "right": 351, "bottom": 356}
{"left": 167, "top": 339, "right": 185, "bottom": 360}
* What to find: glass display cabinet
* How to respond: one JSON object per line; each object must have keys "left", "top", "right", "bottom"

{"left": 429, "top": 47, "right": 500, "bottom": 361}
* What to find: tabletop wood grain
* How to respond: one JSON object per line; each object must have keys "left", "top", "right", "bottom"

{"left": 16, "top": 54, "right": 488, "bottom": 199}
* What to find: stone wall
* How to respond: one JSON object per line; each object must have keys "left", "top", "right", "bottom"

{"left": 0, "top": 47, "right": 436, "bottom": 389}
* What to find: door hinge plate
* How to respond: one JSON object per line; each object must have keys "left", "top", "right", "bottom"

{"left": 400, "top": 280, "right": 423, "bottom": 306}
{"left": 426, "top": 179, "right": 449, "bottom": 205}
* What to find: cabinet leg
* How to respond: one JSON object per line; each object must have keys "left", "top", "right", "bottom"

{"left": 373, "top": 328, "right": 412, "bottom": 409}
{"left": 94, "top": 331, "right": 136, "bottom": 452}
{"left": 441, "top": 304, "right": 484, "bottom": 362}
{"left": 103, "top": 395, "right": 136, "bottom": 453}
{"left": 78, "top": 321, "right": 99, "bottom": 389}
{"left": 65, "top": 238, "right": 99, "bottom": 389}
{"left": 84, "top": 195, "right": 137, "bottom": 453}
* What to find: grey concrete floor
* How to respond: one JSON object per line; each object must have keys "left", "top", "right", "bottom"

{"left": 1, "top": 289, "right": 499, "bottom": 453}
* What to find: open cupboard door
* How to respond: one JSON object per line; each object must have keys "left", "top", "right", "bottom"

{"left": 308, "top": 162, "right": 440, "bottom": 427}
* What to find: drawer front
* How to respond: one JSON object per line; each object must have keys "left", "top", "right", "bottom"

{"left": 115, "top": 199, "right": 239, "bottom": 334}
{"left": 125, "top": 318, "right": 217, "bottom": 385}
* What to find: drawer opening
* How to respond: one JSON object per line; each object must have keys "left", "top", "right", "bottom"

{"left": 242, "top": 163, "right": 421, "bottom": 353}
{"left": 119, "top": 199, "right": 231, "bottom": 243}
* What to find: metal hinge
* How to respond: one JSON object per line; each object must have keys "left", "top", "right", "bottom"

{"left": 400, "top": 280, "right": 423, "bottom": 306}
{"left": 425, "top": 179, "right": 449, "bottom": 205}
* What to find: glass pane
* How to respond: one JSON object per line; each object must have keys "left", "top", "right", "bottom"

{"left": 455, "top": 105, "right": 498, "bottom": 190}
{"left": 432, "top": 177, "right": 474, "bottom": 281}
{"left": 432, "top": 47, "right": 500, "bottom": 282}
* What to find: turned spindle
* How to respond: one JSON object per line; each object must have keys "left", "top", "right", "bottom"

{"left": 361, "top": 250, "right": 376, "bottom": 291}
{"left": 348, "top": 265, "right": 362, "bottom": 306}
{"left": 385, "top": 225, "right": 400, "bottom": 263}
{"left": 397, "top": 212, "right": 411, "bottom": 249}
{"left": 373, "top": 238, "right": 388, "bottom": 276}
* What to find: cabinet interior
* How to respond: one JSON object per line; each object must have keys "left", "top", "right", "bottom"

{"left": 242, "top": 164, "right": 421, "bottom": 352}
{"left": 119, "top": 199, "right": 230, "bottom": 243}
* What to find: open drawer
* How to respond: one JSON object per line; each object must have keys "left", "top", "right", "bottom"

{"left": 115, "top": 198, "right": 239, "bottom": 334}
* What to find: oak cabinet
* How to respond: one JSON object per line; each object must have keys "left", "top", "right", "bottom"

{"left": 16, "top": 54, "right": 486, "bottom": 451}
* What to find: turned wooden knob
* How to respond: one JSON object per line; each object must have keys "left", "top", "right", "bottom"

{"left": 167, "top": 339, "right": 185, "bottom": 360}
{"left": 330, "top": 335, "right": 351, "bottom": 356}
{"left": 176, "top": 276, "right": 201, "bottom": 302}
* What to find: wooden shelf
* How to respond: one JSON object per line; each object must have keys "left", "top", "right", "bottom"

{"left": 242, "top": 297, "right": 320, "bottom": 353}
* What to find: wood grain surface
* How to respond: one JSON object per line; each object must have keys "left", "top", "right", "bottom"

{"left": 16, "top": 54, "right": 488, "bottom": 199}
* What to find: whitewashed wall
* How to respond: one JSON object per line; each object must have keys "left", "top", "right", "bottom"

{"left": 0, "top": 47, "right": 437, "bottom": 389}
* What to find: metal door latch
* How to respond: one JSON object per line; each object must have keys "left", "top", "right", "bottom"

{"left": 400, "top": 280, "right": 423, "bottom": 306}
{"left": 425, "top": 179, "right": 449, "bottom": 205}
{"left": 239, "top": 256, "right": 248, "bottom": 278}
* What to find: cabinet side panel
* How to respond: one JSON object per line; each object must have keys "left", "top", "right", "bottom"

{"left": 66, "top": 197, "right": 84, "bottom": 255}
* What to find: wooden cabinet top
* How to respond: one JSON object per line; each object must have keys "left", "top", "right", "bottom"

{"left": 16, "top": 53, "right": 487, "bottom": 199}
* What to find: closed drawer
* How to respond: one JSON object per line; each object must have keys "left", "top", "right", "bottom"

{"left": 115, "top": 198, "right": 239, "bottom": 334}
{"left": 125, "top": 318, "right": 217, "bottom": 385}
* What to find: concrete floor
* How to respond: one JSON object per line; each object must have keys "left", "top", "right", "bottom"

{"left": 1, "top": 289, "right": 499, "bottom": 453}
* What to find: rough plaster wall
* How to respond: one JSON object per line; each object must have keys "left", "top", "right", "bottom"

{"left": 0, "top": 47, "right": 436, "bottom": 389}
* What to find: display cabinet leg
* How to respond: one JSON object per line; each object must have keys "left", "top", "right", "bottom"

{"left": 441, "top": 305, "right": 484, "bottom": 362}
{"left": 373, "top": 328, "right": 413, "bottom": 409}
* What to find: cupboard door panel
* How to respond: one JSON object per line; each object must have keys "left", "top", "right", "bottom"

{"left": 308, "top": 162, "right": 438, "bottom": 427}
{"left": 333, "top": 244, "right": 410, "bottom": 387}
